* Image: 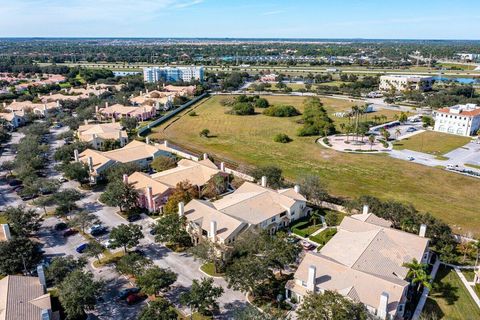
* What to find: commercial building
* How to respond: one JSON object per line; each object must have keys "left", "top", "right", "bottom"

{"left": 286, "top": 208, "right": 430, "bottom": 320}
{"left": 379, "top": 75, "right": 434, "bottom": 92}
{"left": 143, "top": 66, "right": 204, "bottom": 83}
{"left": 77, "top": 121, "right": 128, "bottom": 149}
{"left": 433, "top": 103, "right": 480, "bottom": 136}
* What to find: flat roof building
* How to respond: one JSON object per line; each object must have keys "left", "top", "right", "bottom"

{"left": 143, "top": 66, "right": 204, "bottom": 83}
{"left": 379, "top": 75, "right": 434, "bottom": 92}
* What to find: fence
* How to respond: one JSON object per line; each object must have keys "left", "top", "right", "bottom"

{"left": 137, "top": 92, "right": 208, "bottom": 137}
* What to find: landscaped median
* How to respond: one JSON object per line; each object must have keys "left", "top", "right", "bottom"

{"left": 200, "top": 262, "right": 224, "bottom": 278}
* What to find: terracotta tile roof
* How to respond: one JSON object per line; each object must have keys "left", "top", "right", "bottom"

{"left": 77, "top": 122, "right": 127, "bottom": 143}
{"left": 151, "top": 158, "right": 221, "bottom": 187}
{"left": 128, "top": 171, "right": 170, "bottom": 196}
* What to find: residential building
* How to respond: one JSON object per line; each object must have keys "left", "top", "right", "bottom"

{"left": 182, "top": 177, "right": 307, "bottom": 246}
{"left": 0, "top": 272, "right": 55, "bottom": 320}
{"left": 0, "top": 224, "right": 12, "bottom": 241}
{"left": 0, "top": 111, "right": 25, "bottom": 128}
{"left": 379, "top": 75, "right": 434, "bottom": 92}
{"left": 124, "top": 172, "right": 171, "bottom": 213}
{"left": 77, "top": 140, "right": 166, "bottom": 181}
{"left": 433, "top": 103, "right": 480, "bottom": 136}
{"left": 455, "top": 53, "right": 480, "bottom": 62}
{"left": 130, "top": 89, "right": 176, "bottom": 106}
{"left": 77, "top": 121, "right": 128, "bottom": 149}
{"left": 151, "top": 158, "right": 224, "bottom": 190}
{"left": 99, "top": 103, "right": 156, "bottom": 121}
{"left": 5, "top": 100, "right": 60, "bottom": 117}
{"left": 125, "top": 157, "right": 224, "bottom": 213}
{"left": 286, "top": 210, "right": 430, "bottom": 320}
{"left": 183, "top": 199, "right": 247, "bottom": 246}
{"left": 143, "top": 66, "right": 204, "bottom": 83}
{"left": 163, "top": 84, "right": 196, "bottom": 95}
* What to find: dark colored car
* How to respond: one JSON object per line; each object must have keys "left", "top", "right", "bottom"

{"left": 119, "top": 287, "right": 140, "bottom": 300}
{"left": 127, "top": 214, "right": 141, "bottom": 222}
{"left": 149, "top": 228, "right": 157, "bottom": 235}
{"left": 126, "top": 293, "right": 144, "bottom": 305}
{"left": 12, "top": 185, "right": 24, "bottom": 192}
{"left": 21, "top": 194, "right": 38, "bottom": 201}
{"left": 90, "top": 227, "right": 108, "bottom": 237}
{"left": 132, "top": 249, "right": 146, "bottom": 257}
{"left": 54, "top": 222, "right": 68, "bottom": 231}
{"left": 8, "top": 179, "right": 22, "bottom": 186}
{"left": 76, "top": 243, "right": 88, "bottom": 253}
{"left": 63, "top": 228, "right": 78, "bottom": 237}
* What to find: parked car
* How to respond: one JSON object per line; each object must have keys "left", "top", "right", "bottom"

{"left": 149, "top": 228, "right": 157, "bottom": 235}
{"left": 12, "top": 185, "right": 24, "bottom": 192}
{"left": 54, "top": 222, "right": 68, "bottom": 231}
{"left": 63, "top": 228, "right": 78, "bottom": 237}
{"left": 407, "top": 156, "right": 415, "bottom": 161}
{"left": 88, "top": 224, "right": 104, "bottom": 233}
{"left": 447, "top": 164, "right": 459, "bottom": 170}
{"left": 406, "top": 127, "right": 417, "bottom": 133}
{"left": 58, "top": 177, "right": 68, "bottom": 183}
{"left": 20, "top": 193, "right": 38, "bottom": 201}
{"left": 132, "top": 249, "right": 146, "bottom": 257}
{"left": 301, "top": 240, "right": 315, "bottom": 250}
{"left": 119, "top": 287, "right": 140, "bottom": 299}
{"left": 76, "top": 243, "right": 89, "bottom": 253}
{"left": 103, "top": 239, "right": 114, "bottom": 249}
{"left": 90, "top": 226, "right": 108, "bottom": 237}
{"left": 126, "top": 293, "right": 145, "bottom": 305}
{"left": 127, "top": 214, "right": 141, "bottom": 222}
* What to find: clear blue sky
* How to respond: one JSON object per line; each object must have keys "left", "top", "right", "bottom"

{"left": 1, "top": 0, "right": 479, "bottom": 39}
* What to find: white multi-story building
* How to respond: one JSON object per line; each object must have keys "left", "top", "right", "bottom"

{"left": 143, "top": 66, "right": 204, "bottom": 83}
{"left": 379, "top": 75, "right": 434, "bottom": 92}
{"left": 456, "top": 53, "right": 480, "bottom": 62}
{"left": 434, "top": 103, "right": 480, "bottom": 136}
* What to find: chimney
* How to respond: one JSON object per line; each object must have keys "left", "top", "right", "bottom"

{"left": 87, "top": 156, "right": 93, "bottom": 171}
{"left": 203, "top": 153, "right": 208, "bottom": 160}
{"left": 37, "top": 265, "right": 47, "bottom": 290}
{"left": 146, "top": 186, "right": 153, "bottom": 211}
{"left": 84, "top": 119, "right": 88, "bottom": 125}
{"left": 95, "top": 105, "right": 99, "bottom": 113}
{"left": 178, "top": 202, "right": 185, "bottom": 217}
{"left": 307, "top": 265, "right": 316, "bottom": 292}
{"left": 146, "top": 88, "right": 149, "bottom": 94}
{"left": 362, "top": 204, "right": 369, "bottom": 215}
{"left": 112, "top": 117, "right": 116, "bottom": 123}
{"left": 122, "top": 174, "right": 129, "bottom": 184}
{"left": 105, "top": 102, "right": 109, "bottom": 108}
{"left": 220, "top": 162, "right": 225, "bottom": 172}
{"left": 294, "top": 185, "right": 300, "bottom": 193}
{"left": 56, "top": 100, "right": 60, "bottom": 108}
{"left": 419, "top": 224, "right": 427, "bottom": 238}
{"left": 210, "top": 220, "right": 217, "bottom": 241}
{"left": 73, "top": 149, "right": 79, "bottom": 162}
{"left": 164, "top": 140, "right": 169, "bottom": 148}
{"left": 3, "top": 102, "right": 6, "bottom": 108}
{"left": 377, "top": 292, "right": 389, "bottom": 320}
{"left": 146, "top": 136, "right": 150, "bottom": 145}
{"left": 1, "top": 224, "right": 11, "bottom": 241}
{"left": 261, "top": 176, "right": 267, "bottom": 188}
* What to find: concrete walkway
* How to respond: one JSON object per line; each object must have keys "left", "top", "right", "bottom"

{"left": 453, "top": 266, "right": 480, "bottom": 309}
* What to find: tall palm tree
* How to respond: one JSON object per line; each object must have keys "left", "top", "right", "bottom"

{"left": 368, "top": 134, "right": 375, "bottom": 150}
{"left": 403, "top": 259, "right": 432, "bottom": 291}
{"left": 395, "top": 128, "right": 402, "bottom": 139}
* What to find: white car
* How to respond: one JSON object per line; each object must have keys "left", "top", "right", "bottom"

{"left": 103, "top": 239, "right": 114, "bottom": 249}
{"left": 407, "top": 156, "right": 415, "bottom": 161}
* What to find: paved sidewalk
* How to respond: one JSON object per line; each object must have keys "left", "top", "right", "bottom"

{"left": 453, "top": 266, "right": 480, "bottom": 309}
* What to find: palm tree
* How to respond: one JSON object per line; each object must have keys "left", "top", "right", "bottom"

{"left": 403, "top": 259, "right": 431, "bottom": 291}
{"left": 339, "top": 123, "right": 346, "bottom": 134}
{"left": 395, "top": 128, "right": 402, "bottom": 139}
{"left": 309, "top": 210, "right": 321, "bottom": 227}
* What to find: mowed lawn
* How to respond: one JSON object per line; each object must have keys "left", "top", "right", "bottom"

{"left": 393, "top": 131, "right": 471, "bottom": 155}
{"left": 151, "top": 95, "right": 480, "bottom": 235}
{"left": 423, "top": 266, "right": 480, "bottom": 320}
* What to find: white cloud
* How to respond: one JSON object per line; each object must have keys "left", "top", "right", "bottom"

{"left": 261, "top": 10, "right": 284, "bottom": 16}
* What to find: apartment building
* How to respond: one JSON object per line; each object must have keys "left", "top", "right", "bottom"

{"left": 286, "top": 210, "right": 430, "bottom": 320}
{"left": 77, "top": 121, "right": 128, "bottom": 149}
{"left": 99, "top": 103, "right": 156, "bottom": 121}
{"left": 379, "top": 75, "right": 434, "bottom": 92}
{"left": 433, "top": 103, "right": 480, "bottom": 136}
{"left": 143, "top": 66, "right": 204, "bottom": 83}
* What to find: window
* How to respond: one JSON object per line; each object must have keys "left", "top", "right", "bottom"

{"left": 280, "top": 211, "right": 287, "bottom": 218}
{"left": 271, "top": 217, "right": 277, "bottom": 222}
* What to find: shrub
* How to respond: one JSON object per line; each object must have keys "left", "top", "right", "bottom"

{"left": 188, "top": 111, "right": 197, "bottom": 116}
{"left": 263, "top": 104, "right": 300, "bottom": 117}
{"left": 325, "top": 211, "right": 339, "bottom": 226}
{"left": 255, "top": 98, "right": 270, "bottom": 108}
{"left": 273, "top": 133, "right": 292, "bottom": 143}
{"left": 310, "top": 228, "right": 337, "bottom": 246}
{"left": 227, "top": 102, "right": 255, "bottom": 115}
{"left": 199, "top": 128, "right": 210, "bottom": 137}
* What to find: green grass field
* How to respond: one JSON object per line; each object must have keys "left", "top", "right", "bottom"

{"left": 150, "top": 95, "right": 480, "bottom": 235}
{"left": 424, "top": 266, "right": 480, "bottom": 320}
{"left": 393, "top": 131, "right": 471, "bottom": 155}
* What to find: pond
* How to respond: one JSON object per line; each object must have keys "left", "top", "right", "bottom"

{"left": 433, "top": 76, "right": 480, "bottom": 84}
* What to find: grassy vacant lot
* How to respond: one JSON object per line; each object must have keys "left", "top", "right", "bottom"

{"left": 151, "top": 95, "right": 480, "bottom": 235}
{"left": 424, "top": 266, "right": 480, "bottom": 320}
{"left": 393, "top": 131, "right": 471, "bottom": 155}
